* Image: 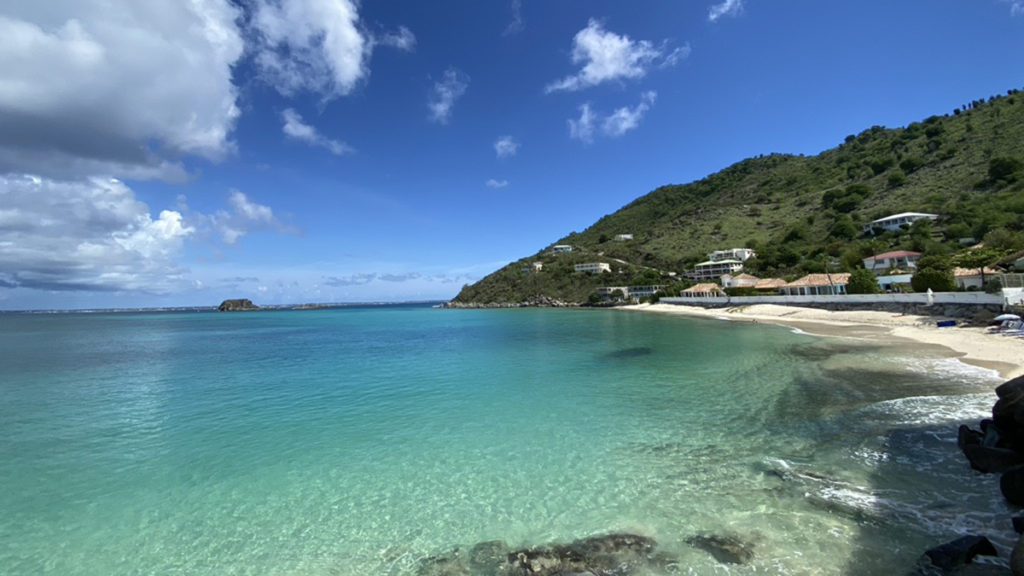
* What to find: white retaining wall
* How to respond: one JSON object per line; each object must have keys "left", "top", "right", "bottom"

{"left": 662, "top": 291, "right": 1007, "bottom": 307}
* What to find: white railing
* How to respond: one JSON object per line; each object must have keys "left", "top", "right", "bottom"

{"left": 662, "top": 291, "right": 1006, "bottom": 307}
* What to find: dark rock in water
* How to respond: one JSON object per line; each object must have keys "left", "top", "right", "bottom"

{"left": 1003, "top": 467, "right": 1024, "bottom": 506}
{"left": 983, "top": 425, "right": 1003, "bottom": 449}
{"left": 963, "top": 444, "right": 1024, "bottom": 474}
{"left": 417, "top": 533, "right": 660, "bottom": 576}
{"left": 1012, "top": 533, "right": 1024, "bottom": 576}
{"left": 923, "top": 535, "right": 998, "bottom": 571}
{"left": 997, "top": 376, "right": 1024, "bottom": 401}
{"left": 960, "top": 425, "right": 984, "bottom": 450}
{"left": 468, "top": 540, "right": 508, "bottom": 576}
{"left": 603, "top": 347, "right": 654, "bottom": 360}
{"left": 686, "top": 533, "right": 755, "bottom": 565}
{"left": 218, "top": 298, "right": 258, "bottom": 312}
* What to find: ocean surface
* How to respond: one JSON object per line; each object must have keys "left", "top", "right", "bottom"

{"left": 0, "top": 305, "right": 1010, "bottom": 575}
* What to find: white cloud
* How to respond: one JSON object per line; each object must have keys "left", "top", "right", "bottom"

{"left": 0, "top": 175, "right": 194, "bottom": 292}
{"left": 546, "top": 19, "right": 685, "bottom": 93}
{"left": 428, "top": 68, "right": 470, "bottom": 124}
{"left": 281, "top": 108, "right": 354, "bottom": 155}
{"left": 708, "top": 0, "right": 744, "bottom": 22}
{"left": 376, "top": 25, "right": 416, "bottom": 51}
{"left": 250, "top": 0, "right": 368, "bottom": 97}
{"left": 1005, "top": 0, "right": 1024, "bottom": 15}
{"left": 494, "top": 136, "right": 520, "bottom": 158}
{"left": 0, "top": 1, "right": 244, "bottom": 180}
{"left": 503, "top": 0, "right": 525, "bottom": 36}
{"left": 485, "top": 179, "right": 509, "bottom": 189}
{"left": 568, "top": 92, "right": 657, "bottom": 143}
{"left": 603, "top": 91, "right": 657, "bottom": 137}
{"left": 568, "top": 104, "right": 598, "bottom": 144}
{"left": 184, "top": 190, "right": 288, "bottom": 245}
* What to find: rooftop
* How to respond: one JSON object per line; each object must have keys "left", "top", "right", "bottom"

{"left": 695, "top": 259, "right": 743, "bottom": 266}
{"left": 870, "top": 250, "right": 922, "bottom": 260}
{"left": 784, "top": 273, "right": 852, "bottom": 288}
{"left": 753, "top": 278, "right": 787, "bottom": 289}
{"left": 870, "top": 212, "right": 938, "bottom": 223}
{"left": 682, "top": 283, "right": 726, "bottom": 294}
{"left": 953, "top": 267, "right": 1001, "bottom": 277}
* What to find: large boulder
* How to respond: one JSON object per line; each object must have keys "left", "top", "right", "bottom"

{"left": 922, "top": 536, "right": 998, "bottom": 571}
{"left": 963, "top": 445, "right": 1024, "bottom": 474}
{"left": 1003, "top": 467, "right": 1024, "bottom": 506}
{"left": 1013, "top": 533, "right": 1024, "bottom": 576}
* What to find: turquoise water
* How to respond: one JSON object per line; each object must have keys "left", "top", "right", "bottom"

{"left": 0, "top": 306, "right": 1009, "bottom": 575}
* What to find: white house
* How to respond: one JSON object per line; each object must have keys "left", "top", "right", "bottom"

{"left": 862, "top": 250, "right": 922, "bottom": 274}
{"left": 680, "top": 283, "right": 726, "bottom": 298}
{"left": 552, "top": 245, "right": 573, "bottom": 254}
{"left": 614, "top": 234, "right": 634, "bottom": 241}
{"left": 575, "top": 262, "right": 611, "bottom": 274}
{"left": 691, "top": 259, "right": 744, "bottom": 281}
{"left": 876, "top": 273, "right": 913, "bottom": 291}
{"left": 720, "top": 273, "right": 761, "bottom": 288}
{"left": 953, "top": 267, "right": 1001, "bottom": 290}
{"left": 522, "top": 262, "right": 543, "bottom": 273}
{"left": 596, "top": 285, "right": 664, "bottom": 301}
{"left": 780, "top": 273, "right": 851, "bottom": 296}
{"left": 709, "top": 248, "right": 757, "bottom": 262}
{"left": 863, "top": 212, "right": 939, "bottom": 234}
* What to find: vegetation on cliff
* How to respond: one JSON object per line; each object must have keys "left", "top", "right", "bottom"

{"left": 455, "top": 87, "right": 1024, "bottom": 305}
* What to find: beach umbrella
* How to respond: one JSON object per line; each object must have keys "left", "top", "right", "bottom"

{"left": 994, "top": 314, "right": 1022, "bottom": 322}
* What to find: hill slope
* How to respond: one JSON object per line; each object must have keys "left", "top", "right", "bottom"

{"left": 454, "top": 88, "right": 1024, "bottom": 305}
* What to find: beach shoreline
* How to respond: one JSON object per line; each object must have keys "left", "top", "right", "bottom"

{"left": 621, "top": 303, "right": 1024, "bottom": 379}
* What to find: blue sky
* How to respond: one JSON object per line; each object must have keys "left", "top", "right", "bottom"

{"left": 1, "top": 0, "right": 1022, "bottom": 309}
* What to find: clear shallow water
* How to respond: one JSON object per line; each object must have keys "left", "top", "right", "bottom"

{"left": 0, "top": 306, "right": 1009, "bottom": 575}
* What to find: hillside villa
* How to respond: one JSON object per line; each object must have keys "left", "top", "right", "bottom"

{"left": 597, "top": 285, "right": 664, "bottom": 301}
{"left": 575, "top": 262, "right": 611, "bottom": 274}
{"left": 522, "top": 262, "right": 543, "bottom": 273}
{"left": 720, "top": 273, "right": 760, "bottom": 288}
{"left": 863, "top": 212, "right": 939, "bottom": 235}
{"left": 690, "top": 247, "right": 758, "bottom": 281}
{"left": 954, "top": 267, "right": 1002, "bottom": 290}
{"left": 780, "top": 273, "right": 852, "bottom": 296}
{"left": 552, "top": 245, "right": 573, "bottom": 254}
{"left": 614, "top": 234, "right": 634, "bottom": 241}
{"left": 863, "top": 250, "right": 922, "bottom": 273}
{"left": 680, "top": 283, "right": 727, "bottom": 298}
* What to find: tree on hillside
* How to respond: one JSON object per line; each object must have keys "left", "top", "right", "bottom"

{"left": 847, "top": 268, "right": 881, "bottom": 294}
{"left": 989, "top": 157, "right": 1023, "bottom": 185}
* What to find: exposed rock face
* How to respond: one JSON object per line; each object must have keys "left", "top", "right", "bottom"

{"left": 921, "top": 536, "right": 998, "bottom": 571}
{"left": 444, "top": 295, "right": 576, "bottom": 309}
{"left": 416, "top": 533, "right": 664, "bottom": 576}
{"left": 218, "top": 299, "right": 258, "bottom": 312}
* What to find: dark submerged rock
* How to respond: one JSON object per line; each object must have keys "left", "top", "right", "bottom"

{"left": 685, "top": 533, "right": 755, "bottom": 565}
{"left": 218, "top": 298, "right": 258, "bottom": 312}
{"left": 417, "top": 533, "right": 661, "bottom": 576}
{"left": 923, "top": 536, "right": 998, "bottom": 571}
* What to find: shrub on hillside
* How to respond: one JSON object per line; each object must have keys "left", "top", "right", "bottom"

{"left": 847, "top": 268, "right": 881, "bottom": 294}
{"left": 911, "top": 268, "right": 955, "bottom": 292}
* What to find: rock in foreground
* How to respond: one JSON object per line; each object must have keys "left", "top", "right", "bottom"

{"left": 416, "top": 533, "right": 666, "bottom": 576}
{"left": 218, "top": 299, "right": 259, "bottom": 312}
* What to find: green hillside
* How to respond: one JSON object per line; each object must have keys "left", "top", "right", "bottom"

{"left": 454, "top": 88, "right": 1024, "bottom": 305}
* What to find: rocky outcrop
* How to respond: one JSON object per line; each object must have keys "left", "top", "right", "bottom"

{"left": 919, "top": 536, "right": 998, "bottom": 572}
{"left": 415, "top": 533, "right": 667, "bottom": 576}
{"left": 217, "top": 299, "right": 259, "bottom": 312}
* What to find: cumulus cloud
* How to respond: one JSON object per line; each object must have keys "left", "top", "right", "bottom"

{"left": 184, "top": 190, "right": 288, "bottom": 245}
{"left": 546, "top": 19, "right": 685, "bottom": 93}
{"left": 1004, "top": 0, "right": 1024, "bottom": 15}
{"left": 249, "top": 0, "right": 368, "bottom": 97}
{"left": 0, "top": 1, "right": 245, "bottom": 180}
{"left": 428, "top": 68, "right": 470, "bottom": 124}
{"left": 603, "top": 91, "right": 657, "bottom": 137}
{"left": 0, "top": 175, "right": 194, "bottom": 292}
{"left": 708, "top": 0, "right": 744, "bottom": 22}
{"left": 485, "top": 179, "right": 509, "bottom": 189}
{"left": 281, "top": 108, "right": 354, "bottom": 155}
{"left": 376, "top": 25, "right": 416, "bottom": 51}
{"left": 569, "top": 92, "right": 657, "bottom": 143}
{"left": 494, "top": 136, "right": 520, "bottom": 158}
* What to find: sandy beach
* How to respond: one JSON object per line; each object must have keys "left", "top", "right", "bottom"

{"left": 623, "top": 303, "right": 1024, "bottom": 379}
